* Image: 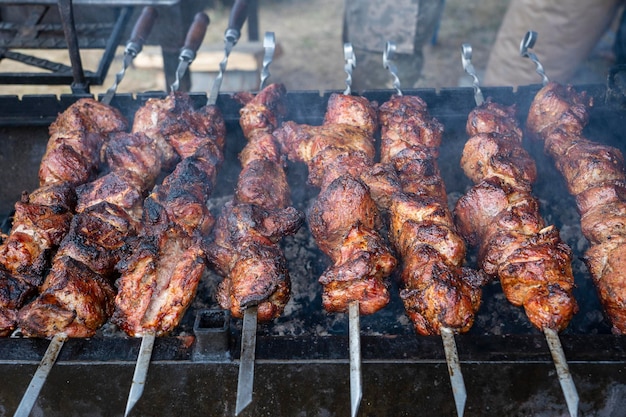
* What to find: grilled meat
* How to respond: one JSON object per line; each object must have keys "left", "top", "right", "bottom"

{"left": 39, "top": 98, "right": 127, "bottom": 187}
{"left": 275, "top": 93, "right": 396, "bottom": 315}
{"left": 18, "top": 131, "right": 161, "bottom": 338}
{"left": 113, "top": 93, "right": 225, "bottom": 337}
{"left": 379, "top": 95, "right": 486, "bottom": 335}
{"left": 527, "top": 81, "right": 626, "bottom": 333}
{"left": 454, "top": 99, "right": 578, "bottom": 331}
{"left": 0, "top": 99, "right": 127, "bottom": 336}
{"left": 207, "top": 83, "right": 304, "bottom": 321}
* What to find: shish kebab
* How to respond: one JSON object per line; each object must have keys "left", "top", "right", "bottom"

{"left": 206, "top": 33, "right": 304, "bottom": 416}
{"left": 378, "top": 42, "right": 487, "bottom": 417}
{"left": 455, "top": 44, "right": 579, "bottom": 417}
{"left": 274, "top": 44, "right": 398, "bottom": 417}
{"left": 0, "top": 0, "right": 159, "bottom": 335}
{"left": 108, "top": 13, "right": 220, "bottom": 417}
{"left": 523, "top": 33, "right": 626, "bottom": 334}
{"left": 3, "top": 7, "right": 158, "bottom": 417}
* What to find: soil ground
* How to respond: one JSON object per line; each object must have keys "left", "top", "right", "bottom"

{"left": 0, "top": 0, "right": 617, "bottom": 96}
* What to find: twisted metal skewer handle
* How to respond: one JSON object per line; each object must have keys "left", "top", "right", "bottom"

{"left": 383, "top": 41, "right": 402, "bottom": 95}
{"left": 260, "top": 32, "right": 275, "bottom": 89}
{"left": 520, "top": 31, "right": 550, "bottom": 85}
{"left": 101, "top": 6, "right": 158, "bottom": 105}
{"left": 461, "top": 43, "right": 484, "bottom": 106}
{"left": 343, "top": 43, "right": 356, "bottom": 95}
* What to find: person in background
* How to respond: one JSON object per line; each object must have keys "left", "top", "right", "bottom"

{"left": 343, "top": 0, "right": 444, "bottom": 91}
{"left": 483, "top": 0, "right": 625, "bottom": 87}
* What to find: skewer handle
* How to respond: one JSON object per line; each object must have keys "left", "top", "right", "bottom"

{"left": 128, "top": 6, "right": 158, "bottom": 51}
{"left": 226, "top": 0, "right": 250, "bottom": 44}
{"left": 171, "top": 12, "right": 210, "bottom": 92}
{"left": 461, "top": 43, "right": 484, "bottom": 106}
{"left": 343, "top": 43, "right": 356, "bottom": 95}
{"left": 519, "top": 31, "right": 550, "bottom": 86}
{"left": 259, "top": 31, "right": 276, "bottom": 89}
{"left": 182, "top": 12, "right": 211, "bottom": 59}
{"left": 383, "top": 41, "right": 402, "bottom": 96}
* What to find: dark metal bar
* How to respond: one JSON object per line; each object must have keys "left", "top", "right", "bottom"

{"left": 56, "top": 0, "right": 88, "bottom": 93}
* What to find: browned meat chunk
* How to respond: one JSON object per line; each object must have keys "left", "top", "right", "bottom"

{"left": 455, "top": 99, "right": 577, "bottom": 332}
{"left": 207, "top": 84, "right": 304, "bottom": 321}
{"left": 527, "top": 82, "right": 626, "bottom": 333}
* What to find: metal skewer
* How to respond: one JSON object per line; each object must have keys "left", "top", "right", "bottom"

{"left": 101, "top": 6, "right": 158, "bottom": 105}
{"left": 122, "top": 14, "right": 210, "bottom": 417}
{"left": 544, "top": 327, "right": 579, "bottom": 417}
{"left": 12, "top": 9, "right": 160, "bottom": 417}
{"left": 124, "top": 331, "right": 156, "bottom": 417}
{"left": 208, "top": 0, "right": 250, "bottom": 105}
{"left": 259, "top": 32, "right": 275, "bottom": 90}
{"left": 343, "top": 42, "right": 356, "bottom": 95}
{"left": 461, "top": 44, "right": 484, "bottom": 106}
{"left": 348, "top": 301, "right": 362, "bottom": 417}
{"left": 234, "top": 32, "right": 277, "bottom": 416}
{"left": 382, "top": 41, "right": 402, "bottom": 96}
{"left": 13, "top": 333, "right": 67, "bottom": 417}
{"left": 342, "top": 42, "right": 362, "bottom": 417}
{"left": 519, "top": 31, "right": 578, "bottom": 417}
{"left": 441, "top": 327, "right": 467, "bottom": 417}
{"left": 385, "top": 40, "right": 467, "bottom": 417}
{"left": 520, "top": 30, "right": 550, "bottom": 86}
{"left": 235, "top": 305, "right": 258, "bottom": 415}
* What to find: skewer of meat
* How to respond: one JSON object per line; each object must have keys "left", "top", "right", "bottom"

{"left": 7, "top": 10, "right": 160, "bottom": 417}
{"left": 206, "top": 82, "right": 304, "bottom": 414}
{"left": 0, "top": 5, "right": 158, "bottom": 338}
{"left": 378, "top": 88, "right": 487, "bottom": 416}
{"left": 526, "top": 78, "right": 626, "bottom": 334}
{"left": 379, "top": 87, "right": 485, "bottom": 338}
{"left": 17, "top": 129, "right": 165, "bottom": 337}
{"left": 109, "top": 15, "right": 218, "bottom": 417}
{"left": 454, "top": 98, "right": 578, "bottom": 330}
{"left": 0, "top": 98, "right": 128, "bottom": 336}
{"left": 273, "top": 45, "right": 397, "bottom": 417}
{"left": 112, "top": 91, "right": 224, "bottom": 337}
{"left": 208, "top": 83, "right": 301, "bottom": 321}
{"left": 455, "top": 43, "right": 580, "bottom": 417}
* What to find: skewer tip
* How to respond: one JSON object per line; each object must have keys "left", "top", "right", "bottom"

{"left": 544, "top": 328, "right": 579, "bottom": 417}
{"left": 235, "top": 306, "right": 258, "bottom": 416}
{"left": 440, "top": 327, "right": 466, "bottom": 417}
{"left": 348, "top": 301, "right": 362, "bottom": 417}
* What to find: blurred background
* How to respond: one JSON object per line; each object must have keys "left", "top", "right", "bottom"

{"left": 0, "top": 0, "right": 619, "bottom": 97}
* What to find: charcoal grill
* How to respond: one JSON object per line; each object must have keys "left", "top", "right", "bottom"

{"left": 0, "top": 85, "right": 625, "bottom": 416}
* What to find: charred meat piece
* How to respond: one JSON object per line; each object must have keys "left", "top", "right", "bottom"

{"left": 0, "top": 99, "right": 127, "bottom": 336}
{"left": 17, "top": 129, "right": 164, "bottom": 338}
{"left": 274, "top": 93, "right": 396, "bottom": 315}
{"left": 379, "top": 95, "right": 486, "bottom": 335}
{"left": 527, "top": 81, "right": 626, "bottom": 333}
{"left": 454, "top": 99, "right": 578, "bottom": 332}
{"left": 207, "top": 83, "right": 304, "bottom": 321}
{"left": 113, "top": 94, "right": 226, "bottom": 337}
{"left": 40, "top": 98, "right": 127, "bottom": 187}
{"left": 18, "top": 256, "right": 116, "bottom": 338}
{"left": 114, "top": 228, "right": 207, "bottom": 336}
